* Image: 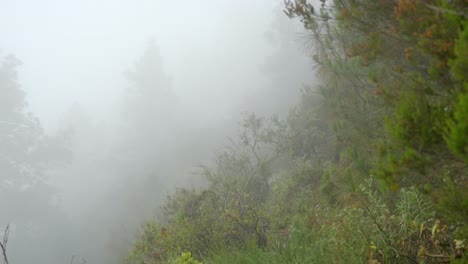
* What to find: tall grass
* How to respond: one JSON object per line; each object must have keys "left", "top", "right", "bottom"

{"left": 203, "top": 180, "right": 459, "bottom": 264}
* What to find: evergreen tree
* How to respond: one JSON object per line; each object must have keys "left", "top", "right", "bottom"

{"left": 0, "top": 54, "right": 71, "bottom": 263}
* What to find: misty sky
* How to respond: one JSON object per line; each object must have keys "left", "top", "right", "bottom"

{"left": 1, "top": 0, "right": 279, "bottom": 131}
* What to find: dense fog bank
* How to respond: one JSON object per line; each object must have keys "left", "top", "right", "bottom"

{"left": 0, "top": 1, "right": 314, "bottom": 263}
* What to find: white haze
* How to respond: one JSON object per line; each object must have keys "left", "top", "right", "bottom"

{"left": 3, "top": 0, "right": 280, "bottom": 131}
{"left": 0, "top": 0, "right": 314, "bottom": 263}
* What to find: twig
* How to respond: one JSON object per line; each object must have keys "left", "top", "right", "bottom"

{"left": 0, "top": 224, "right": 10, "bottom": 264}
{"left": 70, "top": 255, "right": 87, "bottom": 264}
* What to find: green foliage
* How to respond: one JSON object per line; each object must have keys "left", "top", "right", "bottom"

{"left": 171, "top": 252, "right": 202, "bottom": 264}
{"left": 435, "top": 172, "right": 468, "bottom": 238}
{"left": 446, "top": 90, "right": 468, "bottom": 162}
{"left": 388, "top": 91, "right": 444, "bottom": 148}
{"left": 202, "top": 179, "right": 462, "bottom": 263}
{"left": 446, "top": 20, "right": 468, "bottom": 162}
{"left": 125, "top": 221, "right": 166, "bottom": 264}
{"left": 449, "top": 21, "right": 468, "bottom": 83}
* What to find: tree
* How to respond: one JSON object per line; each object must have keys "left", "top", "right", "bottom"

{"left": 0, "top": 54, "right": 71, "bottom": 263}
{"left": 0, "top": 55, "right": 43, "bottom": 187}
{"left": 284, "top": 0, "right": 467, "bottom": 236}
{"left": 123, "top": 41, "right": 175, "bottom": 131}
{"left": 0, "top": 54, "right": 53, "bottom": 219}
{"left": 118, "top": 41, "right": 179, "bottom": 174}
{"left": 256, "top": 5, "right": 315, "bottom": 117}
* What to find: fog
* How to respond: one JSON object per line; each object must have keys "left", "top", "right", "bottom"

{"left": 0, "top": 0, "right": 313, "bottom": 263}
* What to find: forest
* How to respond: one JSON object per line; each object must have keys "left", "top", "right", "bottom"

{"left": 1, "top": 0, "right": 467, "bottom": 263}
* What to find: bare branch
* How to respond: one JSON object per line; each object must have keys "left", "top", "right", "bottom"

{"left": 0, "top": 224, "right": 10, "bottom": 264}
